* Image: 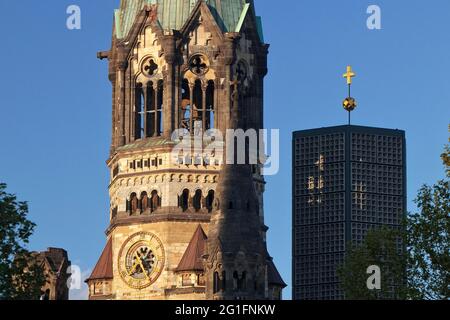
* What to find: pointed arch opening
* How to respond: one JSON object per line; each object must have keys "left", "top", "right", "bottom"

{"left": 135, "top": 83, "right": 144, "bottom": 139}
{"left": 192, "top": 80, "right": 203, "bottom": 130}
{"left": 181, "top": 79, "right": 191, "bottom": 130}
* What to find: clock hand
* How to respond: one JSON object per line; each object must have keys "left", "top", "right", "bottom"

{"left": 128, "top": 252, "right": 143, "bottom": 276}
{"left": 138, "top": 260, "right": 150, "bottom": 280}
{"left": 128, "top": 259, "right": 140, "bottom": 276}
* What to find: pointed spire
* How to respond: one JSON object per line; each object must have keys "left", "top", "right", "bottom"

{"left": 176, "top": 225, "right": 208, "bottom": 272}
{"left": 266, "top": 255, "right": 287, "bottom": 288}
{"left": 86, "top": 238, "right": 113, "bottom": 281}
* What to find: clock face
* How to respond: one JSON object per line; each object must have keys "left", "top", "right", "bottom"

{"left": 118, "top": 232, "right": 165, "bottom": 289}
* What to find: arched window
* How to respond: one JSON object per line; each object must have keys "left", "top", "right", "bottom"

{"left": 141, "top": 192, "right": 149, "bottom": 213}
{"left": 135, "top": 83, "right": 144, "bottom": 139}
{"left": 181, "top": 79, "right": 191, "bottom": 130}
{"left": 193, "top": 190, "right": 202, "bottom": 212}
{"left": 192, "top": 80, "right": 203, "bottom": 124}
{"left": 180, "top": 189, "right": 189, "bottom": 212}
{"left": 198, "top": 273, "right": 205, "bottom": 286}
{"left": 180, "top": 78, "right": 210, "bottom": 133}
{"left": 135, "top": 80, "right": 163, "bottom": 139}
{"left": 233, "top": 271, "right": 239, "bottom": 290}
{"left": 238, "top": 272, "right": 246, "bottom": 290}
{"left": 130, "top": 193, "right": 138, "bottom": 215}
{"left": 214, "top": 271, "right": 226, "bottom": 292}
{"left": 206, "top": 80, "right": 215, "bottom": 129}
{"left": 206, "top": 190, "right": 215, "bottom": 213}
{"left": 234, "top": 271, "right": 246, "bottom": 291}
{"left": 150, "top": 190, "right": 160, "bottom": 212}
{"left": 182, "top": 79, "right": 190, "bottom": 100}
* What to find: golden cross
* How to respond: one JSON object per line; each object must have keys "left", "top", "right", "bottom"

{"left": 343, "top": 65, "right": 356, "bottom": 85}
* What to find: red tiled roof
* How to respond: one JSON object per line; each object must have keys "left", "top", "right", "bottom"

{"left": 176, "top": 225, "right": 207, "bottom": 272}
{"left": 86, "top": 238, "right": 113, "bottom": 281}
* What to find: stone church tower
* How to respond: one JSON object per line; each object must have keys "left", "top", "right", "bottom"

{"left": 86, "top": 0, "right": 285, "bottom": 300}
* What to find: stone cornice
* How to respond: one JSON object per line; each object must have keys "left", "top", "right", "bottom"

{"left": 105, "top": 212, "right": 211, "bottom": 236}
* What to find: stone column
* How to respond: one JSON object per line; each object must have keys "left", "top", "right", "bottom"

{"left": 214, "top": 78, "right": 219, "bottom": 129}
{"left": 174, "top": 65, "right": 180, "bottom": 131}
{"left": 202, "top": 85, "right": 207, "bottom": 132}
{"left": 162, "top": 34, "right": 178, "bottom": 138}
{"left": 117, "top": 45, "right": 128, "bottom": 146}
{"left": 221, "top": 33, "right": 239, "bottom": 133}
{"left": 142, "top": 83, "right": 149, "bottom": 138}
{"left": 189, "top": 82, "right": 194, "bottom": 134}
{"left": 110, "top": 74, "right": 117, "bottom": 154}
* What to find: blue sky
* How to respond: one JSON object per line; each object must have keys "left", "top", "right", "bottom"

{"left": 0, "top": 0, "right": 449, "bottom": 300}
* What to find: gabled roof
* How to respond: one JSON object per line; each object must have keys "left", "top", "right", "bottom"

{"left": 115, "top": 0, "right": 264, "bottom": 41}
{"left": 179, "top": 0, "right": 224, "bottom": 43}
{"left": 176, "top": 225, "right": 207, "bottom": 272}
{"left": 86, "top": 238, "right": 113, "bottom": 282}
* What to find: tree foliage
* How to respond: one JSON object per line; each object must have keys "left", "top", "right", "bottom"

{"left": 0, "top": 183, "right": 46, "bottom": 300}
{"left": 407, "top": 134, "right": 449, "bottom": 300}
{"left": 337, "top": 227, "right": 408, "bottom": 300}
{"left": 442, "top": 146, "right": 450, "bottom": 170}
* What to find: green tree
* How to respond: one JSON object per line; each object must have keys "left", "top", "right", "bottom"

{"left": 0, "top": 183, "right": 46, "bottom": 300}
{"left": 337, "top": 227, "right": 408, "bottom": 300}
{"left": 442, "top": 146, "right": 450, "bottom": 170}
{"left": 407, "top": 134, "right": 449, "bottom": 300}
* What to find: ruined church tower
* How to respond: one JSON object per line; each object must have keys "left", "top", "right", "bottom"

{"left": 86, "top": 0, "right": 285, "bottom": 300}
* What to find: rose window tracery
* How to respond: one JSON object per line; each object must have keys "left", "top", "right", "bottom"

{"left": 189, "top": 55, "right": 209, "bottom": 76}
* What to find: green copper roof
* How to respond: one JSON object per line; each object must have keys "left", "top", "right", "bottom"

{"left": 116, "top": 137, "right": 175, "bottom": 152}
{"left": 115, "top": 0, "right": 263, "bottom": 41}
